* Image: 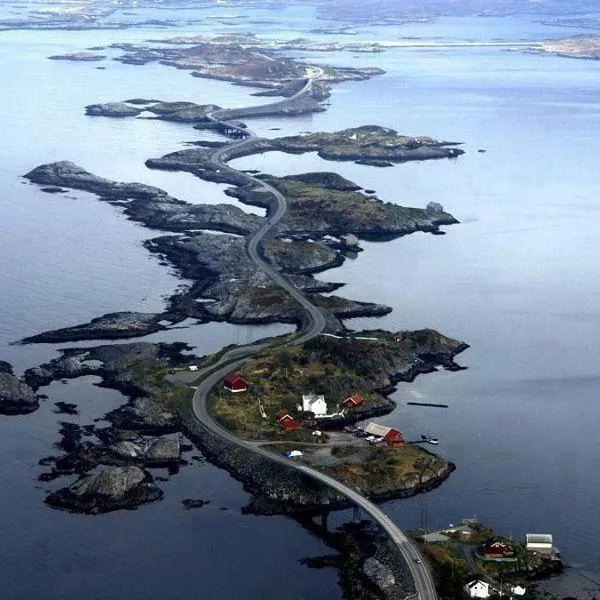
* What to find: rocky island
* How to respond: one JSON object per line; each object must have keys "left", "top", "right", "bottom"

{"left": 19, "top": 28, "right": 469, "bottom": 530}
{"left": 22, "top": 324, "right": 465, "bottom": 516}
{"left": 532, "top": 35, "right": 600, "bottom": 59}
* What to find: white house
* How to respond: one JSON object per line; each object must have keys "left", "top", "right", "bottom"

{"left": 302, "top": 393, "right": 328, "bottom": 416}
{"left": 464, "top": 580, "right": 490, "bottom": 599}
{"left": 526, "top": 533, "right": 553, "bottom": 555}
{"left": 511, "top": 585, "right": 527, "bottom": 596}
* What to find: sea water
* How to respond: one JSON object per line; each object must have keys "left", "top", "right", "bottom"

{"left": 1, "top": 5, "right": 599, "bottom": 598}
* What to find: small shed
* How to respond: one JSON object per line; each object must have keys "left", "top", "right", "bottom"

{"left": 526, "top": 534, "right": 553, "bottom": 555}
{"left": 343, "top": 393, "right": 364, "bottom": 409}
{"left": 302, "top": 393, "right": 328, "bottom": 417}
{"left": 223, "top": 372, "right": 248, "bottom": 393}
{"left": 465, "top": 580, "right": 490, "bottom": 599}
{"left": 276, "top": 409, "right": 301, "bottom": 431}
{"left": 511, "top": 586, "right": 526, "bottom": 596}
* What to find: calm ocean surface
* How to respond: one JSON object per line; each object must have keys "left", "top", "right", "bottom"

{"left": 1, "top": 4, "right": 599, "bottom": 598}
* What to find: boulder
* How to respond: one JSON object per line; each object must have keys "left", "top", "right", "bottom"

{"left": 0, "top": 360, "right": 14, "bottom": 375}
{"left": 145, "top": 438, "right": 180, "bottom": 464}
{"left": 363, "top": 557, "right": 396, "bottom": 590}
{"left": 45, "top": 466, "right": 163, "bottom": 513}
{"left": 106, "top": 398, "right": 179, "bottom": 434}
{"left": 0, "top": 373, "right": 39, "bottom": 415}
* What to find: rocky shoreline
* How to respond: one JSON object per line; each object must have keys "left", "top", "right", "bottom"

{"left": 20, "top": 328, "right": 463, "bottom": 515}
{"left": 22, "top": 155, "right": 456, "bottom": 343}
{"left": 15, "top": 43, "right": 469, "bottom": 523}
{"left": 182, "top": 411, "right": 455, "bottom": 516}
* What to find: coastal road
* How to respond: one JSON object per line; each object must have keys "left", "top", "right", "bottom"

{"left": 193, "top": 82, "right": 438, "bottom": 600}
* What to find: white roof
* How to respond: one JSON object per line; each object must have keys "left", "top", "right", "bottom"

{"left": 302, "top": 394, "right": 326, "bottom": 410}
{"left": 365, "top": 422, "right": 392, "bottom": 437}
{"left": 466, "top": 580, "right": 489, "bottom": 590}
{"left": 526, "top": 533, "right": 553, "bottom": 545}
{"left": 511, "top": 586, "right": 526, "bottom": 595}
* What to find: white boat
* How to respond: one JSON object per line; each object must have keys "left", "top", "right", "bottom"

{"left": 421, "top": 434, "right": 439, "bottom": 445}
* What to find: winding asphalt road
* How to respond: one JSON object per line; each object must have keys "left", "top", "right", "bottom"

{"left": 191, "top": 83, "right": 438, "bottom": 600}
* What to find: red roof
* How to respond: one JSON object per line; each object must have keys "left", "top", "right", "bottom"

{"left": 281, "top": 418, "right": 301, "bottom": 431}
{"left": 483, "top": 541, "right": 513, "bottom": 556}
{"left": 275, "top": 409, "right": 301, "bottom": 430}
{"left": 223, "top": 372, "right": 247, "bottom": 390}
{"left": 384, "top": 429, "right": 404, "bottom": 444}
{"left": 276, "top": 409, "right": 291, "bottom": 421}
{"left": 343, "top": 394, "right": 364, "bottom": 408}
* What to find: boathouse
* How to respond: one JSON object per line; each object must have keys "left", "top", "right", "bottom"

{"left": 223, "top": 372, "right": 248, "bottom": 393}
{"left": 365, "top": 423, "right": 405, "bottom": 447}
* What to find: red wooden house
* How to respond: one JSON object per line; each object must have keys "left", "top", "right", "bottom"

{"left": 482, "top": 541, "right": 514, "bottom": 559}
{"left": 223, "top": 372, "right": 248, "bottom": 393}
{"left": 342, "top": 393, "right": 364, "bottom": 410}
{"left": 384, "top": 429, "right": 405, "bottom": 447}
{"left": 276, "top": 409, "right": 302, "bottom": 431}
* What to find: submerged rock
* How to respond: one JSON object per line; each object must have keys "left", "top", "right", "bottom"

{"left": 45, "top": 466, "right": 163, "bottom": 514}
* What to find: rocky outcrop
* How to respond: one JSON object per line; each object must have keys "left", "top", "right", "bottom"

{"left": 85, "top": 102, "right": 143, "bottom": 117}
{"left": 282, "top": 172, "right": 362, "bottom": 191}
{"left": 229, "top": 174, "right": 458, "bottom": 239}
{"left": 106, "top": 398, "right": 179, "bottom": 435}
{"left": 0, "top": 372, "right": 39, "bottom": 415}
{"left": 110, "top": 39, "right": 383, "bottom": 89}
{"left": 263, "top": 239, "right": 342, "bottom": 274}
{"left": 0, "top": 360, "right": 14, "bottom": 375}
{"left": 108, "top": 437, "right": 181, "bottom": 465}
{"left": 24, "top": 162, "right": 262, "bottom": 235}
{"left": 146, "top": 232, "right": 389, "bottom": 325}
{"left": 45, "top": 466, "right": 163, "bottom": 514}
{"left": 85, "top": 99, "right": 221, "bottom": 122}
{"left": 21, "top": 311, "right": 173, "bottom": 344}
{"left": 273, "top": 125, "right": 465, "bottom": 163}
{"left": 48, "top": 52, "right": 106, "bottom": 61}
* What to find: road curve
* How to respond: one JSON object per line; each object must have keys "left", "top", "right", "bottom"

{"left": 192, "top": 83, "right": 438, "bottom": 600}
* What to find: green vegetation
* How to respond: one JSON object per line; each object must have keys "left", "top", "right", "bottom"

{"left": 325, "top": 444, "right": 448, "bottom": 493}
{"left": 208, "top": 340, "right": 384, "bottom": 440}
{"left": 129, "top": 356, "right": 194, "bottom": 416}
{"left": 268, "top": 176, "right": 426, "bottom": 233}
